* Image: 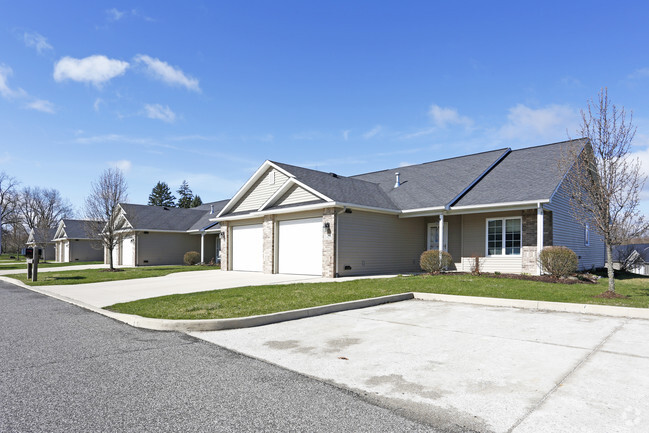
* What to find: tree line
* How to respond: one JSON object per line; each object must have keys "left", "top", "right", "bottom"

{"left": 148, "top": 180, "right": 203, "bottom": 208}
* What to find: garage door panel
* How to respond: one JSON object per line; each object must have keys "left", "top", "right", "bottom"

{"left": 279, "top": 218, "right": 322, "bottom": 275}
{"left": 232, "top": 225, "right": 263, "bottom": 272}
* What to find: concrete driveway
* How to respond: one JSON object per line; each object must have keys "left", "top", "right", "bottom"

{"left": 191, "top": 300, "right": 649, "bottom": 433}
{"left": 17, "top": 270, "right": 329, "bottom": 307}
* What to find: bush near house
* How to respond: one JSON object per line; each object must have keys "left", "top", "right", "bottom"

{"left": 420, "top": 249, "right": 453, "bottom": 274}
{"left": 183, "top": 251, "right": 201, "bottom": 265}
{"left": 539, "top": 246, "right": 578, "bottom": 277}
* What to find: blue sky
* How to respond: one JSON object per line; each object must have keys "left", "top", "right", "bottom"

{"left": 2, "top": 1, "right": 649, "bottom": 215}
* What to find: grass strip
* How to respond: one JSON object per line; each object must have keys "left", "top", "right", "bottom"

{"left": 0, "top": 261, "right": 103, "bottom": 270}
{"left": 105, "top": 273, "right": 649, "bottom": 320}
{"left": 8, "top": 265, "right": 220, "bottom": 286}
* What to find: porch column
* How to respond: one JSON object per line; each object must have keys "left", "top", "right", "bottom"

{"left": 537, "top": 206, "right": 544, "bottom": 275}
{"left": 200, "top": 233, "right": 205, "bottom": 264}
{"left": 439, "top": 214, "right": 445, "bottom": 264}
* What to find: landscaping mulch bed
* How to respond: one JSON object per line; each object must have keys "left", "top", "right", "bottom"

{"left": 435, "top": 272, "right": 599, "bottom": 285}
{"left": 101, "top": 268, "right": 125, "bottom": 272}
{"left": 594, "top": 291, "right": 630, "bottom": 299}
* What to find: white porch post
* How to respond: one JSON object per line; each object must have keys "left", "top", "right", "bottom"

{"left": 439, "top": 214, "right": 445, "bottom": 263}
{"left": 537, "top": 205, "right": 544, "bottom": 275}
{"left": 200, "top": 233, "right": 205, "bottom": 264}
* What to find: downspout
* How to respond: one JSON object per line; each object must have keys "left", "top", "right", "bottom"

{"left": 335, "top": 206, "right": 347, "bottom": 277}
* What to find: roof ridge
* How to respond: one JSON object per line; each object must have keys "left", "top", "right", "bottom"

{"left": 351, "top": 147, "right": 509, "bottom": 177}
{"left": 508, "top": 138, "right": 587, "bottom": 153}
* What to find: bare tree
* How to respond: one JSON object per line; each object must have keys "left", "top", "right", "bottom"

{"left": 83, "top": 168, "right": 128, "bottom": 271}
{"left": 563, "top": 88, "right": 649, "bottom": 294}
{"left": 0, "top": 172, "right": 20, "bottom": 254}
{"left": 19, "top": 186, "right": 74, "bottom": 260}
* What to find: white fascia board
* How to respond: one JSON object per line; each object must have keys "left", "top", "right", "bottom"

{"left": 446, "top": 200, "right": 549, "bottom": 215}
{"left": 53, "top": 221, "right": 66, "bottom": 240}
{"left": 217, "top": 202, "right": 336, "bottom": 222}
{"left": 258, "top": 178, "right": 297, "bottom": 211}
{"left": 217, "top": 161, "right": 283, "bottom": 218}
{"left": 133, "top": 229, "right": 192, "bottom": 234}
{"left": 290, "top": 178, "right": 333, "bottom": 202}
{"left": 334, "top": 202, "right": 401, "bottom": 215}
{"left": 399, "top": 206, "right": 446, "bottom": 218}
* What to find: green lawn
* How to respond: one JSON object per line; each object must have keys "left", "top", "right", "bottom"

{"left": 105, "top": 272, "right": 649, "bottom": 320}
{"left": 0, "top": 261, "right": 102, "bottom": 270}
{"left": 9, "top": 265, "right": 220, "bottom": 286}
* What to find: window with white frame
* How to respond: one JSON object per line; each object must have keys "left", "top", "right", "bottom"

{"left": 584, "top": 224, "right": 590, "bottom": 246}
{"left": 486, "top": 217, "right": 521, "bottom": 256}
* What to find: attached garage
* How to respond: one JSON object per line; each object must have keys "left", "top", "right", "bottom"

{"left": 232, "top": 224, "right": 263, "bottom": 272}
{"left": 278, "top": 218, "right": 322, "bottom": 275}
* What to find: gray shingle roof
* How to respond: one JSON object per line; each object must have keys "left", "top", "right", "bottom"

{"left": 271, "top": 162, "right": 399, "bottom": 210}
{"left": 59, "top": 219, "right": 99, "bottom": 239}
{"left": 452, "top": 139, "right": 586, "bottom": 207}
{"left": 29, "top": 228, "right": 57, "bottom": 244}
{"left": 351, "top": 148, "right": 509, "bottom": 209}
{"left": 119, "top": 204, "right": 209, "bottom": 231}
{"left": 187, "top": 200, "right": 230, "bottom": 231}
{"left": 223, "top": 139, "right": 586, "bottom": 216}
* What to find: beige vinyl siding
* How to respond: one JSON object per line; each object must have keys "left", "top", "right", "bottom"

{"left": 136, "top": 232, "right": 202, "bottom": 266}
{"left": 68, "top": 239, "right": 103, "bottom": 262}
{"left": 275, "top": 184, "right": 320, "bottom": 207}
{"left": 461, "top": 210, "right": 522, "bottom": 257}
{"left": 337, "top": 210, "right": 425, "bottom": 276}
{"left": 546, "top": 184, "right": 605, "bottom": 270}
{"left": 460, "top": 256, "right": 522, "bottom": 273}
{"left": 231, "top": 168, "right": 289, "bottom": 213}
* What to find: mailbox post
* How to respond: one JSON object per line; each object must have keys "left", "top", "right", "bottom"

{"left": 25, "top": 247, "right": 39, "bottom": 281}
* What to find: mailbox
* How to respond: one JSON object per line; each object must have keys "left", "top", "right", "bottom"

{"left": 25, "top": 247, "right": 33, "bottom": 259}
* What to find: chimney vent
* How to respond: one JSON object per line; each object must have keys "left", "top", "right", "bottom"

{"left": 394, "top": 172, "right": 401, "bottom": 188}
{"left": 210, "top": 205, "right": 214, "bottom": 214}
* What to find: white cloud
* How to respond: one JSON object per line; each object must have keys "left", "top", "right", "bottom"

{"left": 144, "top": 103, "right": 176, "bottom": 123}
{"left": 109, "top": 159, "right": 132, "bottom": 173}
{"left": 628, "top": 68, "right": 649, "bottom": 81}
{"left": 498, "top": 104, "right": 578, "bottom": 143}
{"left": 23, "top": 32, "right": 53, "bottom": 54}
{"left": 25, "top": 99, "right": 55, "bottom": 114}
{"left": 428, "top": 104, "right": 473, "bottom": 129}
{"left": 134, "top": 54, "right": 200, "bottom": 92}
{"left": 53, "top": 55, "right": 129, "bottom": 87}
{"left": 0, "top": 65, "right": 27, "bottom": 99}
{"left": 342, "top": 130, "right": 350, "bottom": 140}
{"left": 0, "top": 65, "right": 54, "bottom": 113}
{"left": 93, "top": 98, "right": 103, "bottom": 112}
{"left": 363, "top": 125, "right": 382, "bottom": 139}
{"left": 106, "top": 8, "right": 126, "bottom": 21}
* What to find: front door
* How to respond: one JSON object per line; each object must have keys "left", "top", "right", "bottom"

{"left": 427, "top": 223, "right": 448, "bottom": 251}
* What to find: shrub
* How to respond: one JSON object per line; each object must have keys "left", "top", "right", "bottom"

{"left": 420, "top": 250, "right": 453, "bottom": 274}
{"left": 539, "top": 246, "right": 578, "bottom": 277}
{"left": 184, "top": 251, "right": 201, "bottom": 265}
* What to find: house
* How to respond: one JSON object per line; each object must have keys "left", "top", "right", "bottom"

{"left": 52, "top": 219, "right": 104, "bottom": 262}
{"left": 26, "top": 227, "right": 56, "bottom": 261}
{"left": 106, "top": 200, "right": 228, "bottom": 266}
{"left": 215, "top": 139, "right": 605, "bottom": 277}
{"left": 612, "top": 243, "right": 649, "bottom": 275}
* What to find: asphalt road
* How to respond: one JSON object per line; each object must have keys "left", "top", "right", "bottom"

{"left": 0, "top": 281, "right": 437, "bottom": 433}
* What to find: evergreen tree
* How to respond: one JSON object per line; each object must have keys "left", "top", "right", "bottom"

{"left": 148, "top": 181, "right": 176, "bottom": 207}
{"left": 190, "top": 195, "right": 203, "bottom": 208}
{"left": 176, "top": 180, "right": 194, "bottom": 208}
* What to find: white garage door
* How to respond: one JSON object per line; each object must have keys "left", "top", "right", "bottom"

{"left": 278, "top": 218, "right": 322, "bottom": 275}
{"left": 121, "top": 236, "right": 135, "bottom": 266}
{"left": 232, "top": 224, "right": 263, "bottom": 272}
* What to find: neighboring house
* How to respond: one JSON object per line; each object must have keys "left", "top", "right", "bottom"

{"left": 105, "top": 201, "right": 228, "bottom": 266}
{"left": 26, "top": 227, "right": 56, "bottom": 261}
{"left": 215, "top": 139, "right": 605, "bottom": 277}
{"left": 612, "top": 244, "right": 649, "bottom": 275}
{"left": 52, "top": 219, "right": 104, "bottom": 262}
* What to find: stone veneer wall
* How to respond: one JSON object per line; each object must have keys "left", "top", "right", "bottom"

{"left": 521, "top": 209, "right": 553, "bottom": 274}
{"left": 220, "top": 222, "right": 229, "bottom": 270}
{"left": 522, "top": 209, "right": 553, "bottom": 247}
{"left": 322, "top": 208, "right": 335, "bottom": 278}
{"left": 263, "top": 215, "right": 275, "bottom": 274}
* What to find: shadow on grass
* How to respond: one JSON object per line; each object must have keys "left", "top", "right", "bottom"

{"left": 46, "top": 276, "right": 86, "bottom": 281}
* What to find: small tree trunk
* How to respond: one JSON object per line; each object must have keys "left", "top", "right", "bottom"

{"left": 108, "top": 246, "right": 114, "bottom": 270}
{"left": 605, "top": 242, "right": 616, "bottom": 293}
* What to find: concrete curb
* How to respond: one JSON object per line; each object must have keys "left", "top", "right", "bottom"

{"left": 412, "top": 292, "right": 649, "bottom": 320}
